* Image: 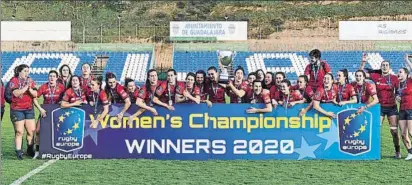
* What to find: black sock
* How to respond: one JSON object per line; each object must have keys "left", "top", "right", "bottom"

{"left": 36, "top": 145, "right": 39, "bottom": 151}
{"left": 395, "top": 145, "right": 401, "bottom": 153}
{"left": 408, "top": 148, "right": 412, "bottom": 154}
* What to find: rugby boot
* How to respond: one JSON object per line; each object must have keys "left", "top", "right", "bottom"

{"left": 16, "top": 150, "right": 24, "bottom": 160}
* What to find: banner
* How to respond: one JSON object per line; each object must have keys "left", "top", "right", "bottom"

{"left": 339, "top": 21, "right": 412, "bottom": 40}
{"left": 374, "top": 42, "right": 412, "bottom": 51}
{"left": 39, "top": 104, "right": 381, "bottom": 160}
{"left": 1, "top": 21, "right": 71, "bottom": 41}
{"left": 169, "top": 21, "right": 248, "bottom": 41}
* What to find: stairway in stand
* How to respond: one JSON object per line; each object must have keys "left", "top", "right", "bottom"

{"left": 155, "top": 43, "right": 173, "bottom": 71}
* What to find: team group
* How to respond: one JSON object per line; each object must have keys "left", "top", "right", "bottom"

{"left": 1, "top": 49, "right": 412, "bottom": 160}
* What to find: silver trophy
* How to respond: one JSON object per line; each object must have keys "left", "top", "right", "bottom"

{"left": 217, "top": 50, "right": 236, "bottom": 84}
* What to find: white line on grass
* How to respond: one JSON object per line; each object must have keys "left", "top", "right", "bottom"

{"left": 10, "top": 159, "right": 57, "bottom": 185}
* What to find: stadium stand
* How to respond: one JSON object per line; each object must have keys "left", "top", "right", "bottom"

{"left": 0, "top": 50, "right": 407, "bottom": 84}
{"left": 173, "top": 51, "right": 407, "bottom": 82}
{"left": 1, "top": 52, "right": 152, "bottom": 84}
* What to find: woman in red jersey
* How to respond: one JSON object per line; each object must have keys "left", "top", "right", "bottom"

{"left": 263, "top": 72, "right": 275, "bottom": 90}
{"left": 243, "top": 72, "right": 257, "bottom": 103}
{"left": 245, "top": 80, "right": 272, "bottom": 113}
{"left": 204, "top": 66, "right": 225, "bottom": 104}
{"left": 225, "top": 66, "right": 248, "bottom": 103}
{"left": 105, "top": 72, "right": 131, "bottom": 123}
{"left": 360, "top": 54, "right": 401, "bottom": 159}
{"left": 396, "top": 68, "right": 412, "bottom": 160}
{"left": 293, "top": 75, "right": 315, "bottom": 103}
{"left": 247, "top": 72, "right": 256, "bottom": 87}
{"left": 195, "top": 70, "right": 207, "bottom": 101}
{"left": 256, "top": 69, "right": 265, "bottom": 83}
{"left": 312, "top": 73, "right": 337, "bottom": 118}
{"left": 269, "top": 72, "right": 286, "bottom": 108}
{"left": 9, "top": 64, "right": 37, "bottom": 159}
{"left": 275, "top": 79, "right": 305, "bottom": 108}
{"left": 57, "top": 64, "right": 72, "bottom": 89}
{"left": 153, "top": 69, "right": 183, "bottom": 110}
{"left": 294, "top": 75, "right": 316, "bottom": 117}
{"left": 80, "top": 63, "right": 94, "bottom": 91}
{"left": 304, "top": 49, "right": 332, "bottom": 92}
{"left": 176, "top": 72, "right": 201, "bottom": 104}
{"left": 124, "top": 78, "right": 140, "bottom": 104}
{"left": 352, "top": 70, "right": 379, "bottom": 114}
{"left": 135, "top": 69, "right": 160, "bottom": 115}
{"left": 61, "top": 75, "right": 88, "bottom": 108}
{"left": 32, "top": 70, "right": 66, "bottom": 158}
{"left": 127, "top": 70, "right": 159, "bottom": 125}
{"left": 335, "top": 69, "right": 357, "bottom": 106}
{"left": 88, "top": 76, "right": 110, "bottom": 128}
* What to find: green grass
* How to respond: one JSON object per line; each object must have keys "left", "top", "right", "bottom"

{"left": 2, "top": 101, "right": 412, "bottom": 185}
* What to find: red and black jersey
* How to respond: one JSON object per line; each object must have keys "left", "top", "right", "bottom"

{"left": 138, "top": 81, "right": 162, "bottom": 105}
{"left": 9, "top": 77, "right": 36, "bottom": 110}
{"left": 0, "top": 82, "right": 5, "bottom": 108}
{"left": 87, "top": 90, "right": 109, "bottom": 113}
{"left": 264, "top": 83, "right": 275, "bottom": 90}
{"left": 155, "top": 81, "right": 185, "bottom": 104}
{"left": 304, "top": 60, "right": 331, "bottom": 90}
{"left": 274, "top": 90, "right": 304, "bottom": 105}
{"left": 62, "top": 88, "right": 87, "bottom": 104}
{"left": 205, "top": 81, "right": 226, "bottom": 103}
{"left": 291, "top": 85, "right": 315, "bottom": 102}
{"left": 37, "top": 83, "right": 66, "bottom": 104}
{"left": 399, "top": 79, "right": 412, "bottom": 110}
{"left": 243, "top": 86, "right": 253, "bottom": 103}
{"left": 351, "top": 82, "right": 377, "bottom": 104}
{"left": 245, "top": 89, "right": 271, "bottom": 104}
{"left": 176, "top": 85, "right": 201, "bottom": 103}
{"left": 107, "top": 83, "right": 129, "bottom": 103}
{"left": 313, "top": 84, "right": 338, "bottom": 103}
{"left": 128, "top": 88, "right": 140, "bottom": 104}
{"left": 57, "top": 77, "right": 70, "bottom": 89}
{"left": 369, "top": 73, "right": 399, "bottom": 107}
{"left": 335, "top": 83, "right": 356, "bottom": 103}
{"left": 80, "top": 75, "right": 94, "bottom": 91}
{"left": 269, "top": 85, "right": 281, "bottom": 101}
{"left": 226, "top": 81, "right": 248, "bottom": 103}
{"left": 196, "top": 84, "right": 207, "bottom": 101}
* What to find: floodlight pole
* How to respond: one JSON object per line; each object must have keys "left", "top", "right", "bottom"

{"left": 118, "top": 15, "right": 122, "bottom": 42}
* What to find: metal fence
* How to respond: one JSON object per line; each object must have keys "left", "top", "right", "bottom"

{"left": 69, "top": 15, "right": 412, "bottom": 44}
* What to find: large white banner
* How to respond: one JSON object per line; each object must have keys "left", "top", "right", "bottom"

{"left": 170, "top": 21, "right": 247, "bottom": 41}
{"left": 339, "top": 21, "right": 412, "bottom": 40}
{"left": 1, "top": 21, "right": 71, "bottom": 41}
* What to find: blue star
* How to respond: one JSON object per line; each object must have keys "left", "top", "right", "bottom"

{"left": 294, "top": 137, "right": 321, "bottom": 160}
{"left": 317, "top": 120, "right": 339, "bottom": 151}
{"left": 83, "top": 106, "right": 123, "bottom": 145}
{"left": 84, "top": 121, "right": 103, "bottom": 145}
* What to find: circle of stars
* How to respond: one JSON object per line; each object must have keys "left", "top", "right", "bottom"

{"left": 57, "top": 111, "right": 81, "bottom": 135}
{"left": 342, "top": 112, "right": 368, "bottom": 138}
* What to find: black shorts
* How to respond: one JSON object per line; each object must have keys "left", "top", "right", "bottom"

{"left": 380, "top": 105, "right": 399, "bottom": 117}
{"left": 10, "top": 109, "right": 35, "bottom": 123}
{"left": 399, "top": 110, "right": 412, "bottom": 120}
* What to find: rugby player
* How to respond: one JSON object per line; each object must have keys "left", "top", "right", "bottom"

{"left": 9, "top": 64, "right": 37, "bottom": 159}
